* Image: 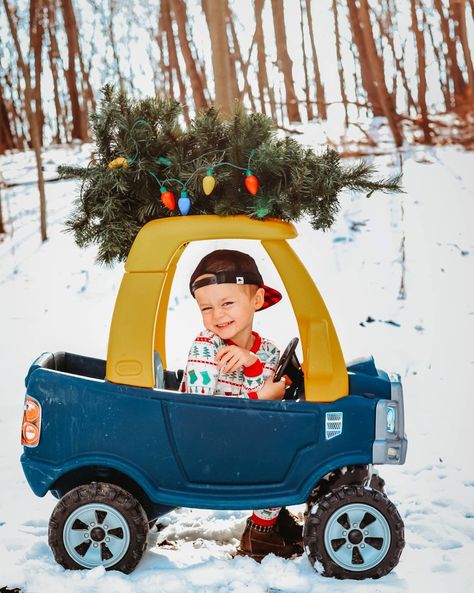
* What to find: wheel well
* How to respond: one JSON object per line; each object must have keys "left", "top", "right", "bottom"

{"left": 50, "top": 466, "right": 174, "bottom": 521}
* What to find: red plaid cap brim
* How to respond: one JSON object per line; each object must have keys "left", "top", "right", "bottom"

{"left": 259, "top": 284, "right": 282, "bottom": 311}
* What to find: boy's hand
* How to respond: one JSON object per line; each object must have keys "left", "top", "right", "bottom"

{"left": 215, "top": 345, "right": 258, "bottom": 374}
{"left": 257, "top": 376, "right": 286, "bottom": 400}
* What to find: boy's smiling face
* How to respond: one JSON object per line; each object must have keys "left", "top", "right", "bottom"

{"left": 194, "top": 279, "right": 265, "bottom": 347}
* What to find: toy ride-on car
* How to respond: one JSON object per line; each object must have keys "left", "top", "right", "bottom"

{"left": 20, "top": 215, "right": 407, "bottom": 579}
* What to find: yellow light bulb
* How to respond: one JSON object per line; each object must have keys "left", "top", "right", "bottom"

{"left": 108, "top": 157, "right": 129, "bottom": 170}
{"left": 202, "top": 175, "right": 216, "bottom": 196}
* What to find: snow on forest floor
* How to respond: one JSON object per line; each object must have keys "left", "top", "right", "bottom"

{"left": 0, "top": 140, "right": 473, "bottom": 592}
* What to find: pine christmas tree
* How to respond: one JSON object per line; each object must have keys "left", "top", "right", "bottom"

{"left": 59, "top": 85, "right": 402, "bottom": 264}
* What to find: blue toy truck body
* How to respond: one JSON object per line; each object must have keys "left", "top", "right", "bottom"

{"left": 19, "top": 216, "right": 408, "bottom": 577}
{"left": 21, "top": 351, "right": 406, "bottom": 517}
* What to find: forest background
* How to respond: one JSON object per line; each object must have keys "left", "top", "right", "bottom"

{"left": 1, "top": 0, "right": 474, "bottom": 245}
{"left": 1, "top": 1, "right": 474, "bottom": 590}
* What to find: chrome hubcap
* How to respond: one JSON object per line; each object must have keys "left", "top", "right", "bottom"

{"left": 323, "top": 503, "right": 391, "bottom": 572}
{"left": 63, "top": 503, "right": 130, "bottom": 569}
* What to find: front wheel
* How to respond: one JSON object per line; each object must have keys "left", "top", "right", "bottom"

{"left": 304, "top": 486, "right": 404, "bottom": 580}
{"left": 48, "top": 482, "right": 149, "bottom": 573}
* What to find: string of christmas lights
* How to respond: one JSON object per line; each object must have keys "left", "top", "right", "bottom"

{"left": 107, "top": 120, "right": 260, "bottom": 216}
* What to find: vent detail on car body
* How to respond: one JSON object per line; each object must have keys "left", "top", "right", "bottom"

{"left": 325, "top": 412, "right": 343, "bottom": 440}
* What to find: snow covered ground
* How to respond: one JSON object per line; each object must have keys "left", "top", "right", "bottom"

{"left": 0, "top": 140, "right": 473, "bottom": 592}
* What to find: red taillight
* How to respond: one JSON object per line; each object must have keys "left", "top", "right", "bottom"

{"left": 21, "top": 396, "right": 41, "bottom": 447}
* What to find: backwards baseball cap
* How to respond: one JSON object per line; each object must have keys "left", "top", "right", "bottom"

{"left": 189, "top": 249, "right": 282, "bottom": 311}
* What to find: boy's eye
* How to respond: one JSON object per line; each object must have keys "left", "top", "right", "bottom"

{"left": 200, "top": 306, "right": 212, "bottom": 312}
{"left": 222, "top": 301, "right": 234, "bottom": 307}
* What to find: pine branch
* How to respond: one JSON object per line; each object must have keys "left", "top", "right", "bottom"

{"left": 61, "top": 87, "right": 403, "bottom": 263}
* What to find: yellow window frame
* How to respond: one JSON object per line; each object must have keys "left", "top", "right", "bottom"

{"left": 106, "top": 215, "right": 348, "bottom": 402}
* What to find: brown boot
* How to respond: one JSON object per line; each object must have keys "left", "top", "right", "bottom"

{"left": 275, "top": 508, "right": 303, "bottom": 553}
{"left": 237, "top": 518, "right": 298, "bottom": 562}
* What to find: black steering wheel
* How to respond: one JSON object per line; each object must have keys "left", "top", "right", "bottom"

{"left": 274, "top": 337, "right": 304, "bottom": 400}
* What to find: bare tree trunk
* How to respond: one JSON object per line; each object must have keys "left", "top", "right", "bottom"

{"left": 202, "top": 0, "right": 235, "bottom": 117}
{"left": 225, "top": 5, "right": 256, "bottom": 110}
{"left": 332, "top": 0, "right": 349, "bottom": 128}
{"left": 108, "top": 0, "right": 125, "bottom": 93}
{"left": 190, "top": 37, "right": 212, "bottom": 102}
{"left": 357, "top": 0, "right": 403, "bottom": 146}
{"left": 3, "top": 0, "right": 47, "bottom": 241}
{"left": 0, "top": 189, "right": 4, "bottom": 235}
{"left": 47, "top": 0, "right": 65, "bottom": 143}
{"left": 379, "top": 0, "right": 417, "bottom": 116}
{"left": 305, "top": 0, "right": 326, "bottom": 120}
{"left": 2, "top": 64, "right": 25, "bottom": 149}
{"left": 433, "top": 0, "right": 467, "bottom": 109}
{"left": 157, "top": 4, "right": 172, "bottom": 96}
{"left": 422, "top": 5, "right": 451, "bottom": 111}
{"left": 347, "top": 0, "right": 384, "bottom": 116}
{"left": 223, "top": 5, "right": 240, "bottom": 102}
{"left": 411, "top": 0, "right": 432, "bottom": 143}
{"left": 0, "top": 84, "right": 15, "bottom": 153}
{"left": 60, "top": 0, "right": 87, "bottom": 140}
{"left": 299, "top": 0, "right": 314, "bottom": 120}
{"left": 162, "top": 0, "right": 190, "bottom": 123}
{"left": 450, "top": 0, "right": 474, "bottom": 105}
{"left": 30, "top": 0, "right": 45, "bottom": 146}
{"left": 349, "top": 44, "right": 364, "bottom": 119}
{"left": 254, "top": 0, "right": 277, "bottom": 120}
{"left": 169, "top": 0, "right": 207, "bottom": 111}
{"left": 270, "top": 0, "right": 301, "bottom": 122}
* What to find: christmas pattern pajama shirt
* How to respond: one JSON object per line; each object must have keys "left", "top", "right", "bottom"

{"left": 180, "top": 329, "right": 282, "bottom": 525}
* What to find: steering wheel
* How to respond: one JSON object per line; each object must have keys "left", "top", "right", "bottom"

{"left": 274, "top": 337, "right": 304, "bottom": 400}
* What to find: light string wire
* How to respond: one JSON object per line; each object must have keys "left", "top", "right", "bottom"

{"left": 122, "top": 119, "right": 258, "bottom": 196}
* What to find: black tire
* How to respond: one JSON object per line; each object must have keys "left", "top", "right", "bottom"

{"left": 304, "top": 485, "right": 404, "bottom": 580}
{"left": 48, "top": 482, "right": 149, "bottom": 573}
{"left": 308, "top": 465, "right": 385, "bottom": 510}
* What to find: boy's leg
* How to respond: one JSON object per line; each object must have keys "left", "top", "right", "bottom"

{"left": 238, "top": 507, "right": 301, "bottom": 561}
{"left": 251, "top": 508, "right": 281, "bottom": 527}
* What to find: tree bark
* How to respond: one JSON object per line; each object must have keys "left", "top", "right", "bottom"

{"left": 357, "top": 0, "right": 403, "bottom": 146}
{"left": 272, "top": 0, "right": 301, "bottom": 122}
{"left": 3, "top": 0, "right": 47, "bottom": 241}
{"left": 0, "top": 84, "right": 15, "bottom": 154}
{"left": 254, "top": 0, "right": 277, "bottom": 120}
{"left": 226, "top": 3, "right": 256, "bottom": 110}
{"left": 60, "top": 0, "right": 87, "bottom": 140}
{"left": 270, "top": 0, "right": 301, "bottom": 122}
{"left": 332, "top": 0, "right": 349, "bottom": 127}
{"left": 47, "top": 0, "right": 65, "bottom": 143}
{"left": 378, "top": 0, "right": 417, "bottom": 116}
{"left": 169, "top": 0, "right": 207, "bottom": 111}
{"left": 411, "top": 0, "right": 432, "bottom": 143}
{"left": 299, "top": 0, "right": 314, "bottom": 120}
{"left": 0, "top": 189, "right": 4, "bottom": 235}
{"left": 2, "top": 64, "right": 25, "bottom": 149}
{"left": 449, "top": 0, "right": 474, "bottom": 106}
{"left": 201, "top": 0, "right": 235, "bottom": 117}
{"left": 29, "top": 0, "right": 45, "bottom": 146}
{"left": 162, "top": 0, "right": 190, "bottom": 123}
{"left": 305, "top": 0, "right": 326, "bottom": 120}
{"left": 433, "top": 0, "right": 467, "bottom": 109}
{"left": 422, "top": 4, "right": 451, "bottom": 111}
{"left": 157, "top": 3, "right": 172, "bottom": 96}
{"left": 108, "top": 0, "right": 125, "bottom": 93}
{"left": 347, "top": 0, "right": 384, "bottom": 116}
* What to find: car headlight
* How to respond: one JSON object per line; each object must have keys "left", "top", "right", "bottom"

{"left": 386, "top": 406, "right": 397, "bottom": 433}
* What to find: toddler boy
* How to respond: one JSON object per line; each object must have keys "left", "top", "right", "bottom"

{"left": 180, "top": 249, "right": 302, "bottom": 560}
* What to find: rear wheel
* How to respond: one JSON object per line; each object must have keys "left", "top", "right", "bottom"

{"left": 304, "top": 486, "right": 404, "bottom": 580}
{"left": 48, "top": 482, "right": 148, "bottom": 573}
{"left": 308, "top": 465, "right": 385, "bottom": 510}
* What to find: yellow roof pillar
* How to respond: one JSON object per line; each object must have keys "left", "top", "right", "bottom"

{"left": 106, "top": 215, "right": 348, "bottom": 401}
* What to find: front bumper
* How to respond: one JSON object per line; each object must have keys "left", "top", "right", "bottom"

{"left": 372, "top": 373, "right": 408, "bottom": 464}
